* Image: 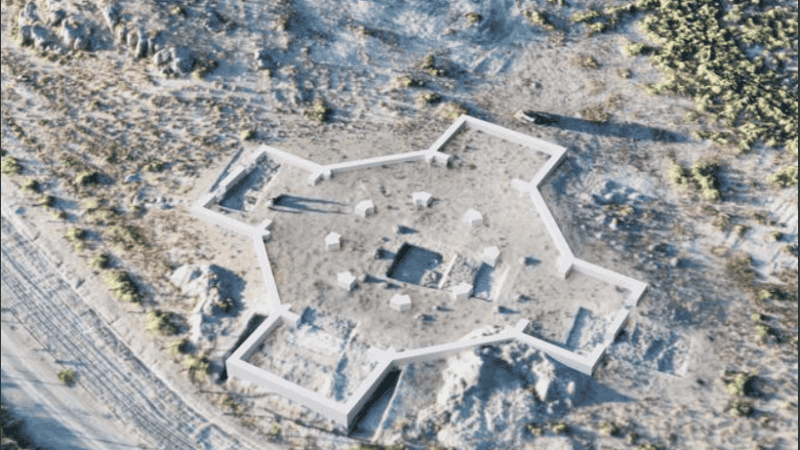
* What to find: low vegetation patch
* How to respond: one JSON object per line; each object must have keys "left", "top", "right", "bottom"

{"left": 38, "top": 194, "right": 55, "bottom": 208}
{"left": 668, "top": 160, "right": 721, "bottom": 201}
{"left": 422, "top": 54, "right": 446, "bottom": 77}
{"left": 465, "top": 12, "right": 482, "bottom": 25}
{"left": 525, "top": 10, "right": 555, "bottom": 31}
{"left": 768, "top": 166, "right": 798, "bottom": 188}
{"left": 22, "top": 178, "right": 39, "bottom": 192}
{"left": 417, "top": 92, "right": 441, "bottom": 105}
{"left": 437, "top": 102, "right": 467, "bottom": 121}
{"left": 106, "top": 224, "right": 148, "bottom": 252}
{"left": 169, "top": 337, "right": 190, "bottom": 356}
{"left": 90, "top": 253, "right": 110, "bottom": 269}
{"left": 623, "top": 42, "right": 654, "bottom": 57}
{"left": 306, "top": 99, "right": 331, "bottom": 124}
{"left": 725, "top": 252, "right": 757, "bottom": 293}
{"left": 65, "top": 227, "right": 86, "bottom": 242}
{"left": 240, "top": 129, "right": 256, "bottom": 142}
{"left": 103, "top": 270, "right": 140, "bottom": 303}
{"left": 57, "top": 369, "right": 75, "bottom": 385}
{"left": 394, "top": 75, "right": 423, "bottom": 88}
{"left": 183, "top": 353, "right": 211, "bottom": 381}
{"left": 581, "top": 104, "right": 610, "bottom": 123}
{"left": 74, "top": 170, "right": 99, "bottom": 187}
{"left": 1, "top": 156, "right": 22, "bottom": 175}
{"left": 146, "top": 310, "right": 178, "bottom": 336}
{"left": 572, "top": 54, "right": 600, "bottom": 70}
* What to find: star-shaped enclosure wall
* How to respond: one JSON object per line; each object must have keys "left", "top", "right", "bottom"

{"left": 190, "top": 115, "right": 647, "bottom": 429}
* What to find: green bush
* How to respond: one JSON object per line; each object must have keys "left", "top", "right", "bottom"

{"left": 601, "top": 421, "right": 622, "bottom": 437}
{"left": 725, "top": 252, "right": 756, "bottom": 292}
{"left": 581, "top": 104, "right": 610, "bottom": 123}
{"left": 38, "top": 194, "right": 55, "bottom": 208}
{"left": 74, "top": 171, "right": 99, "bottom": 186}
{"left": 183, "top": 354, "right": 211, "bottom": 381}
{"left": 551, "top": 422, "right": 570, "bottom": 434}
{"left": 437, "top": 103, "right": 467, "bottom": 121}
{"left": 144, "top": 161, "right": 166, "bottom": 172}
{"left": 90, "top": 253, "right": 110, "bottom": 269}
{"left": 526, "top": 10, "right": 555, "bottom": 31}
{"left": 2, "top": 157, "right": 22, "bottom": 175}
{"left": 65, "top": 227, "right": 86, "bottom": 242}
{"left": 22, "top": 178, "right": 40, "bottom": 192}
{"left": 690, "top": 161, "right": 721, "bottom": 201}
{"left": 103, "top": 270, "right": 140, "bottom": 303}
{"left": 572, "top": 54, "right": 600, "bottom": 70}
{"left": 623, "top": 42, "right": 653, "bottom": 57}
{"left": 169, "top": 338, "right": 190, "bottom": 356}
{"left": 308, "top": 99, "right": 331, "bottom": 124}
{"left": 466, "top": 12, "right": 482, "bottom": 25}
{"left": 570, "top": 10, "right": 601, "bottom": 23}
{"left": 768, "top": 166, "right": 798, "bottom": 188}
{"left": 394, "top": 76, "right": 423, "bottom": 88}
{"left": 106, "top": 224, "right": 148, "bottom": 251}
{"left": 146, "top": 310, "right": 178, "bottom": 336}
{"left": 240, "top": 129, "right": 256, "bottom": 141}
{"left": 417, "top": 92, "right": 441, "bottom": 105}
{"left": 57, "top": 369, "right": 75, "bottom": 384}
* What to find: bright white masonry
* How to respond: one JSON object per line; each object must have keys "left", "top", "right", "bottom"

{"left": 190, "top": 115, "right": 647, "bottom": 430}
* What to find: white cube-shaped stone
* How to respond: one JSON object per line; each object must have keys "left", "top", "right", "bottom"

{"left": 511, "top": 179, "right": 532, "bottom": 197}
{"left": 325, "top": 232, "right": 341, "bottom": 251}
{"left": 412, "top": 191, "right": 433, "bottom": 208}
{"left": 481, "top": 246, "right": 501, "bottom": 267}
{"left": 450, "top": 283, "right": 473, "bottom": 301}
{"left": 355, "top": 200, "right": 375, "bottom": 218}
{"left": 463, "top": 208, "right": 483, "bottom": 227}
{"left": 390, "top": 294, "right": 412, "bottom": 312}
{"left": 337, "top": 272, "right": 356, "bottom": 291}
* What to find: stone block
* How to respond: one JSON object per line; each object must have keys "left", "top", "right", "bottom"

{"left": 337, "top": 272, "right": 356, "bottom": 291}
{"left": 481, "top": 246, "right": 500, "bottom": 267}
{"left": 325, "top": 232, "right": 341, "bottom": 251}
{"left": 450, "top": 283, "right": 473, "bottom": 301}
{"left": 463, "top": 208, "right": 483, "bottom": 227}
{"left": 355, "top": 200, "right": 375, "bottom": 218}
{"left": 412, "top": 191, "right": 433, "bottom": 208}
{"left": 390, "top": 294, "right": 412, "bottom": 312}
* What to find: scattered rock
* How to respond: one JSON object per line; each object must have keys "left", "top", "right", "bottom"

{"left": 18, "top": 2, "right": 39, "bottom": 26}
{"left": 204, "top": 7, "right": 226, "bottom": 32}
{"left": 254, "top": 48, "right": 277, "bottom": 70}
{"left": 18, "top": 26, "right": 33, "bottom": 46}
{"left": 48, "top": 10, "right": 66, "bottom": 27}
{"left": 100, "top": 3, "right": 120, "bottom": 31}
{"left": 60, "top": 21, "right": 83, "bottom": 50}
{"left": 31, "top": 24, "right": 51, "bottom": 50}
{"left": 126, "top": 28, "right": 139, "bottom": 50}
{"left": 670, "top": 257, "right": 681, "bottom": 268}
{"left": 153, "top": 48, "right": 171, "bottom": 66}
{"left": 170, "top": 46, "right": 195, "bottom": 74}
{"left": 115, "top": 25, "right": 128, "bottom": 44}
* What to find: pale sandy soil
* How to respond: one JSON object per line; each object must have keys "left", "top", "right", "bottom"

{"left": 1, "top": 0, "right": 797, "bottom": 448}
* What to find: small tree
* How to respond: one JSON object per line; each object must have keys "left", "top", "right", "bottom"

{"left": 57, "top": 369, "right": 75, "bottom": 385}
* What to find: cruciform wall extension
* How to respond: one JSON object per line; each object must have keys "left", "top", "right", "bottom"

{"left": 190, "top": 115, "right": 648, "bottom": 430}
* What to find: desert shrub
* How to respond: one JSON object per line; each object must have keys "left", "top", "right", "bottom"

{"left": 733, "top": 224, "right": 748, "bottom": 237}
{"left": 572, "top": 54, "right": 600, "bottom": 70}
{"left": 146, "top": 310, "right": 178, "bottom": 336}
{"left": 623, "top": 42, "right": 654, "bottom": 56}
{"left": 768, "top": 166, "right": 798, "bottom": 188}
{"left": 551, "top": 422, "right": 570, "bottom": 434}
{"left": 422, "top": 54, "right": 446, "bottom": 76}
{"left": 725, "top": 372, "right": 757, "bottom": 397}
{"left": 465, "top": 12, "right": 482, "bottom": 25}
{"left": 106, "top": 224, "right": 148, "bottom": 251}
{"left": 239, "top": 129, "right": 256, "bottom": 141}
{"left": 571, "top": 10, "right": 601, "bottom": 23}
{"left": 52, "top": 209, "right": 67, "bottom": 220}
{"left": 725, "top": 252, "right": 756, "bottom": 292}
{"left": 103, "top": 270, "right": 140, "bottom": 303}
{"left": 57, "top": 369, "right": 75, "bottom": 384}
{"left": 768, "top": 231, "right": 784, "bottom": 242}
{"left": 74, "top": 170, "right": 99, "bottom": 186}
{"left": 144, "top": 160, "right": 166, "bottom": 172}
{"left": 192, "top": 59, "right": 218, "bottom": 80}
{"left": 526, "top": 423, "right": 544, "bottom": 437}
{"left": 437, "top": 103, "right": 467, "bottom": 121}
{"left": 615, "top": 68, "right": 632, "bottom": 79}
{"left": 581, "top": 104, "right": 610, "bottom": 123}
{"left": 307, "top": 99, "right": 331, "bottom": 124}
{"left": 1, "top": 157, "right": 22, "bottom": 175}
{"left": 22, "top": 178, "right": 39, "bottom": 192}
{"left": 65, "top": 227, "right": 86, "bottom": 242}
{"left": 526, "top": 10, "right": 555, "bottom": 31}
{"left": 183, "top": 354, "right": 211, "bottom": 381}
{"left": 690, "top": 161, "right": 721, "bottom": 201}
{"left": 729, "top": 400, "right": 754, "bottom": 417}
{"left": 38, "top": 194, "right": 55, "bottom": 208}
{"left": 90, "top": 253, "right": 110, "bottom": 269}
{"left": 394, "top": 75, "right": 423, "bottom": 88}
{"left": 268, "top": 423, "right": 281, "bottom": 438}
{"left": 417, "top": 92, "right": 441, "bottom": 105}
{"left": 601, "top": 421, "right": 622, "bottom": 437}
{"left": 169, "top": 338, "right": 189, "bottom": 356}
{"left": 587, "top": 22, "right": 609, "bottom": 35}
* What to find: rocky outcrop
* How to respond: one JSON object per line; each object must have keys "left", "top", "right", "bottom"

{"left": 100, "top": 3, "right": 120, "bottom": 31}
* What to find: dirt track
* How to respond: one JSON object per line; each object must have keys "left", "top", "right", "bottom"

{"left": 1, "top": 214, "right": 252, "bottom": 450}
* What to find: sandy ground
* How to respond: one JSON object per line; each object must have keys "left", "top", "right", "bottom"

{"left": 1, "top": 325, "right": 152, "bottom": 450}
{"left": 1, "top": 0, "right": 797, "bottom": 448}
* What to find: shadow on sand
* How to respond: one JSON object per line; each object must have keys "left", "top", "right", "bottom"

{"left": 524, "top": 111, "right": 690, "bottom": 143}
